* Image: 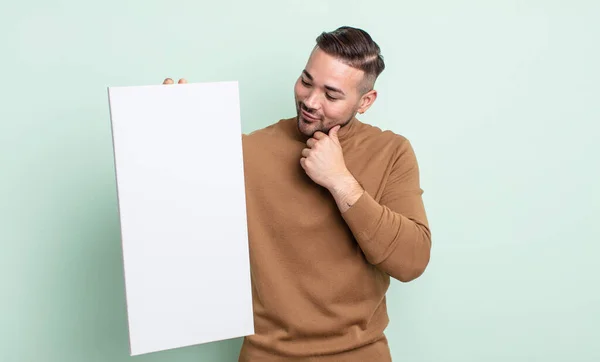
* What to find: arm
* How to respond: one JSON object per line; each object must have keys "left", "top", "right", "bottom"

{"left": 329, "top": 139, "right": 431, "bottom": 282}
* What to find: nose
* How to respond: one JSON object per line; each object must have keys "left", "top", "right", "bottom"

{"left": 303, "top": 90, "right": 320, "bottom": 111}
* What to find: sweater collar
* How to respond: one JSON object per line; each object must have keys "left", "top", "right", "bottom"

{"left": 337, "top": 116, "right": 359, "bottom": 142}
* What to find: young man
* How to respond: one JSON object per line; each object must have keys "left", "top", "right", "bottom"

{"left": 164, "top": 26, "right": 431, "bottom": 362}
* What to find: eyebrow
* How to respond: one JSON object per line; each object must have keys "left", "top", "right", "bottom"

{"left": 302, "top": 70, "right": 346, "bottom": 96}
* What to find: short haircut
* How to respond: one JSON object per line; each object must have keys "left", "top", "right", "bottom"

{"left": 315, "top": 26, "right": 385, "bottom": 93}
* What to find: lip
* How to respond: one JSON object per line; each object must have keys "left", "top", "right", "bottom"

{"left": 301, "top": 109, "right": 320, "bottom": 122}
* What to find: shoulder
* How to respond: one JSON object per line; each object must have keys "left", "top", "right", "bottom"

{"left": 243, "top": 117, "right": 295, "bottom": 141}
{"left": 357, "top": 123, "right": 424, "bottom": 190}
{"left": 355, "top": 120, "right": 414, "bottom": 158}
{"left": 242, "top": 117, "right": 298, "bottom": 159}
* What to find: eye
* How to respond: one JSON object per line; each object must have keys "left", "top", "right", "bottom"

{"left": 326, "top": 94, "right": 338, "bottom": 101}
{"left": 301, "top": 79, "right": 311, "bottom": 87}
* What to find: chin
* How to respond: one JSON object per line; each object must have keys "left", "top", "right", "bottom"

{"left": 296, "top": 115, "right": 320, "bottom": 136}
{"left": 297, "top": 121, "right": 314, "bottom": 137}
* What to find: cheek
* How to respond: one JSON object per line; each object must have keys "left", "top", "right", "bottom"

{"left": 294, "top": 81, "right": 306, "bottom": 101}
{"left": 323, "top": 102, "right": 351, "bottom": 121}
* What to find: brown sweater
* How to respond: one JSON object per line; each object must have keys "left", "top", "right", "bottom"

{"left": 238, "top": 117, "right": 431, "bottom": 361}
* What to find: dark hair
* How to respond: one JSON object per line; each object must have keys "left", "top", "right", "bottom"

{"left": 315, "top": 26, "right": 385, "bottom": 91}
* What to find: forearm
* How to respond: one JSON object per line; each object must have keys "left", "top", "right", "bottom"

{"left": 341, "top": 191, "right": 431, "bottom": 282}
{"left": 327, "top": 172, "right": 364, "bottom": 213}
{"left": 326, "top": 137, "right": 431, "bottom": 282}
{"left": 327, "top": 172, "right": 430, "bottom": 281}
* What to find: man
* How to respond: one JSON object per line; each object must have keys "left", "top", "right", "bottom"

{"left": 163, "top": 26, "right": 431, "bottom": 362}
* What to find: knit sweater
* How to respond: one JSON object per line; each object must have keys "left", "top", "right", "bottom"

{"left": 238, "top": 117, "right": 431, "bottom": 361}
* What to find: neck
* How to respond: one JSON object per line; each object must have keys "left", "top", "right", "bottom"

{"left": 336, "top": 116, "right": 358, "bottom": 141}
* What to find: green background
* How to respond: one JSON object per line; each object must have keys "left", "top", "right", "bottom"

{"left": 2, "top": 1, "right": 599, "bottom": 361}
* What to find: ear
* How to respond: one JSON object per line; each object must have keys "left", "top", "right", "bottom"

{"left": 357, "top": 89, "right": 378, "bottom": 115}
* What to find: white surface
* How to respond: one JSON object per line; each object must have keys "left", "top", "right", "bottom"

{"left": 107, "top": 81, "right": 254, "bottom": 356}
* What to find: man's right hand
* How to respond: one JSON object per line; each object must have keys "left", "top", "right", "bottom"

{"left": 162, "top": 78, "right": 188, "bottom": 84}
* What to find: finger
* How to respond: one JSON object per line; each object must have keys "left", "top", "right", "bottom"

{"left": 301, "top": 148, "right": 311, "bottom": 157}
{"left": 178, "top": 78, "right": 188, "bottom": 84}
{"left": 329, "top": 125, "right": 341, "bottom": 141}
{"left": 313, "top": 131, "right": 326, "bottom": 140}
{"left": 163, "top": 78, "right": 174, "bottom": 85}
{"left": 306, "top": 138, "right": 317, "bottom": 148}
{"left": 300, "top": 157, "right": 307, "bottom": 169}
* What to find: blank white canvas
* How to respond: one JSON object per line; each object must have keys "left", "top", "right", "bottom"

{"left": 107, "top": 81, "right": 254, "bottom": 356}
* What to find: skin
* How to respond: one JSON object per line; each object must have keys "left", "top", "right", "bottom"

{"left": 295, "top": 47, "right": 378, "bottom": 212}
{"left": 162, "top": 47, "right": 379, "bottom": 212}
{"left": 294, "top": 47, "right": 377, "bottom": 137}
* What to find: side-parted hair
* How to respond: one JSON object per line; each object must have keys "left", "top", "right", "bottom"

{"left": 315, "top": 26, "right": 385, "bottom": 93}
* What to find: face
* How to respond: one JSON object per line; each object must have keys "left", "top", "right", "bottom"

{"left": 294, "top": 47, "right": 377, "bottom": 137}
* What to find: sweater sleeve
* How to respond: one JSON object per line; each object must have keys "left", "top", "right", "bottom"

{"left": 341, "top": 138, "right": 431, "bottom": 282}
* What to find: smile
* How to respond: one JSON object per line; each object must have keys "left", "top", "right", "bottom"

{"left": 301, "top": 109, "right": 320, "bottom": 122}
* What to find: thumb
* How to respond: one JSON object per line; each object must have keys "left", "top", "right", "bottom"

{"left": 329, "top": 125, "right": 341, "bottom": 142}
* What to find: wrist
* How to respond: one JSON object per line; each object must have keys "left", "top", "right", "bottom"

{"left": 327, "top": 170, "right": 354, "bottom": 192}
{"left": 328, "top": 171, "right": 364, "bottom": 211}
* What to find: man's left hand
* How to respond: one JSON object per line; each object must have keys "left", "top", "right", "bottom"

{"left": 301, "top": 125, "right": 365, "bottom": 212}
{"left": 300, "top": 125, "right": 350, "bottom": 190}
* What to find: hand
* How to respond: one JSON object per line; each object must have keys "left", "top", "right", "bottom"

{"left": 162, "top": 78, "right": 188, "bottom": 84}
{"left": 300, "top": 125, "right": 351, "bottom": 190}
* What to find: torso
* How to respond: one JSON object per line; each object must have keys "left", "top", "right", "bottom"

{"left": 239, "top": 117, "right": 402, "bottom": 360}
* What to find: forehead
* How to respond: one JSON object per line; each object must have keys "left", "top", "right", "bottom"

{"left": 304, "top": 48, "right": 365, "bottom": 88}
